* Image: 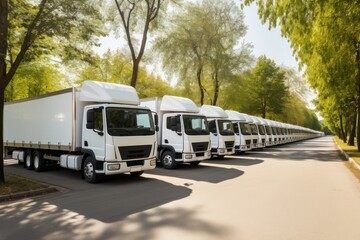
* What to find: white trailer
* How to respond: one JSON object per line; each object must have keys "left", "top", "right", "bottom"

{"left": 140, "top": 96, "right": 211, "bottom": 169}
{"left": 199, "top": 105, "right": 235, "bottom": 158}
{"left": 4, "top": 80, "right": 157, "bottom": 183}
{"left": 225, "top": 110, "right": 251, "bottom": 152}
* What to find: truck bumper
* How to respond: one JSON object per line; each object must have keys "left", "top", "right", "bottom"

{"left": 177, "top": 150, "right": 212, "bottom": 162}
{"left": 215, "top": 147, "right": 235, "bottom": 156}
{"left": 97, "top": 157, "right": 157, "bottom": 175}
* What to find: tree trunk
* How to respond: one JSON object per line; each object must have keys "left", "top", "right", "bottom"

{"left": 0, "top": 88, "right": 4, "bottom": 182}
{"left": 0, "top": 0, "right": 8, "bottom": 183}
{"left": 348, "top": 107, "right": 356, "bottom": 146}
{"left": 339, "top": 114, "right": 346, "bottom": 143}
{"left": 196, "top": 65, "right": 204, "bottom": 105}
{"left": 356, "top": 41, "right": 360, "bottom": 151}
{"left": 213, "top": 72, "right": 219, "bottom": 106}
{"left": 131, "top": 59, "right": 139, "bottom": 88}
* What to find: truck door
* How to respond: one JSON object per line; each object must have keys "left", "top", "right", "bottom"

{"left": 162, "top": 114, "right": 184, "bottom": 153}
{"left": 83, "top": 107, "right": 105, "bottom": 160}
{"left": 208, "top": 120, "right": 219, "bottom": 149}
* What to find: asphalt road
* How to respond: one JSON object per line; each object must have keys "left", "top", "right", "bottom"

{"left": 1, "top": 136, "right": 360, "bottom": 240}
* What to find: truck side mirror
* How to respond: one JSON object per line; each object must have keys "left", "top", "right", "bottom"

{"left": 154, "top": 113, "right": 159, "bottom": 132}
{"left": 86, "top": 109, "right": 94, "bottom": 129}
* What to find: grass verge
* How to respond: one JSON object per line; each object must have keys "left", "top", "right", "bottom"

{"left": 333, "top": 136, "right": 360, "bottom": 165}
{"left": 0, "top": 173, "right": 48, "bottom": 196}
{"left": 334, "top": 136, "right": 360, "bottom": 182}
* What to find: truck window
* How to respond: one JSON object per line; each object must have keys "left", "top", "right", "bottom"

{"left": 166, "top": 116, "right": 181, "bottom": 131}
{"left": 208, "top": 120, "right": 217, "bottom": 134}
{"left": 258, "top": 125, "right": 266, "bottom": 135}
{"left": 233, "top": 123, "right": 240, "bottom": 134}
{"left": 106, "top": 108, "right": 155, "bottom": 136}
{"left": 218, "top": 120, "right": 234, "bottom": 136}
{"left": 265, "top": 126, "right": 272, "bottom": 135}
{"left": 183, "top": 115, "right": 209, "bottom": 135}
{"left": 94, "top": 109, "right": 103, "bottom": 131}
{"left": 240, "top": 122, "right": 251, "bottom": 135}
{"left": 250, "top": 124, "right": 258, "bottom": 135}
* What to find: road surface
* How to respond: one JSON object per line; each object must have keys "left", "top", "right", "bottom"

{"left": 1, "top": 136, "right": 360, "bottom": 240}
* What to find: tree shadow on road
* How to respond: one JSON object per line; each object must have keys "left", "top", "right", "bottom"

{"left": 0, "top": 200, "right": 228, "bottom": 240}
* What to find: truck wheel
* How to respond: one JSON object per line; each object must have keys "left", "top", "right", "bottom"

{"left": 83, "top": 157, "right": 100, "bottom": 183}
{"left": 24, "top": 150, "right": 34, "bottom": 170}
{"left": 130, "top": 171, "right": 144, "bottom": 177}
{"left": 190, "top": 161, "right": 200, "bottom": 166}
{"left": 161, "top": 151, "right": 177, "bottom": 169}
{"left": 33, "top": 150, "right": 45, "bottom": 172}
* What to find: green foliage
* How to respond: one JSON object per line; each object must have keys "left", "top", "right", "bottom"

{"left": 5, "top": 57, "right": 64, "bottom": 101}
{"left": 243, "top": 0, "right": 360, "bottom": 148}
{"left": 241, "top": 56, "right": 288, "bottom": 118}
{"left": 75, "top": 50, "right": 177, "bottom": 98}
{"left": 154, "top": 0, "right": 253, "bottom": 105}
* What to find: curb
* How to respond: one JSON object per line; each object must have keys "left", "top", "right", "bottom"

{"left": 0, "top": 186, "right": 58, "bottom": 203}
{"left": 334, "top": 139, "right": 360, "bottom": 171}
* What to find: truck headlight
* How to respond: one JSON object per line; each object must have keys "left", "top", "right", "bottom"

{"left": 185, "top": 154, "right": 192, "bottom": 159}
{"left": 107, "top": 164, "right": 120, "bottom": 171}
{"left": 150, "top": 159, "right": 156, "bottom": 166}
{"left": 219, "top": 149, "right": 225, "bottom": 153}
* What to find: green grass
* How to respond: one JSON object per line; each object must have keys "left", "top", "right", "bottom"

{"left": 0, "top": 173, "right": 48, "bottom": 196}
{"left": 334, "top": 136, "right": 360, "bottom": 165}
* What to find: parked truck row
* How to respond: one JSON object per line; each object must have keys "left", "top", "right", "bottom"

{"left": 4, "top": 81, "right": 324, "bottom": 183}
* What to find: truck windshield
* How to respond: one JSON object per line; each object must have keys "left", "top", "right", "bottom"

{"left": 258, "top": 125, "right": 266, "bottom": 135}
{"left": 106, "top": 107, "right": 155, "bottom": 136}
{"left": 250, "top": 124, "right": 258, "bottom": 134}
{"left": 218, "top": 120, "right": 234, "bottom": 136}
{"left": 265, "top": 126, "right": 272, "bottom": 135}
{"left": 183, "top": 115, "right": 209, "bottom": 135}
{"left": 240, "top": 122, "right": 252, "bottom": 135}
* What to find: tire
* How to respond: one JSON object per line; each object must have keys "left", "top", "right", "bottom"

{"left": 24, "top": 150, "right": 34, "bottom": 170}
{"left": 33, "top": 150, "right": 45, "bottom": 172}
{"left": 83, "top": 156, "right": 100, "bottom": 183}
{"left": 161, "top": 151, "right": 178, "bottom": 169}
{"left": 190, "top": 161, "right": 200, "bottom": 166}
{"left": 130, "top": 171, "right": 144, "bottom": 177}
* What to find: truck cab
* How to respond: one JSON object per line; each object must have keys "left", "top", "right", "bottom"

{"left": 225, "top": 110, "right": 251, "bottom": 153}
{"left": 141, "top": 96, "right": 211, "bottom": 169}
{"left": 82, "top": 104, "right": 157, "bottom": 179}
{"left": 200, "top": 105, "right": 235, "bottom": 158}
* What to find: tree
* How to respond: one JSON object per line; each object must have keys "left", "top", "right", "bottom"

{"left": 244, "top": 56, "right": 288, "bottom": 119}
{"left": 243, "top": 0, "right": 360, "bottom": 149}
{"left": 0, "top": 0, "right": 105, "bottom": 183}
{"left": 114, "top": 0, "right": 167, "bottom": 88}
{"left": 154, "top": 0, "right": 252, "bottom": 105}
{"left": 76, "top": 50, "right": 177, "bottom": 97}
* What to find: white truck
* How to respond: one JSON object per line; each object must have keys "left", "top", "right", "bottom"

{"left": 225, "top": 110, "right": 251, "bottom": 153}
{"left": 140, "top": 96, "right": 211, "bottom": 169}
{"left": 199, "top": 105, "right": 235, "bottom": 158}
{"left": 4, "top": 80, "right": 157, "bottom": 183}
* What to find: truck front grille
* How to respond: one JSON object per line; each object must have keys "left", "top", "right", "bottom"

{"left": 245, "top": 140, "right": 251, "bottom": 145}
{"left": 225, "top": 141, "right": 234, "bottom": 148}
{"left": 119, "top": 145, "right": 152, "bottom": 160}
{"left": 253, "top": 139, "right": 258, "bottom": 144}
{"left": 192, "top": 142, "right": 209, "bottom": 152}
{"left": 262, "top": 138, "right": 265, "bottom": 143}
